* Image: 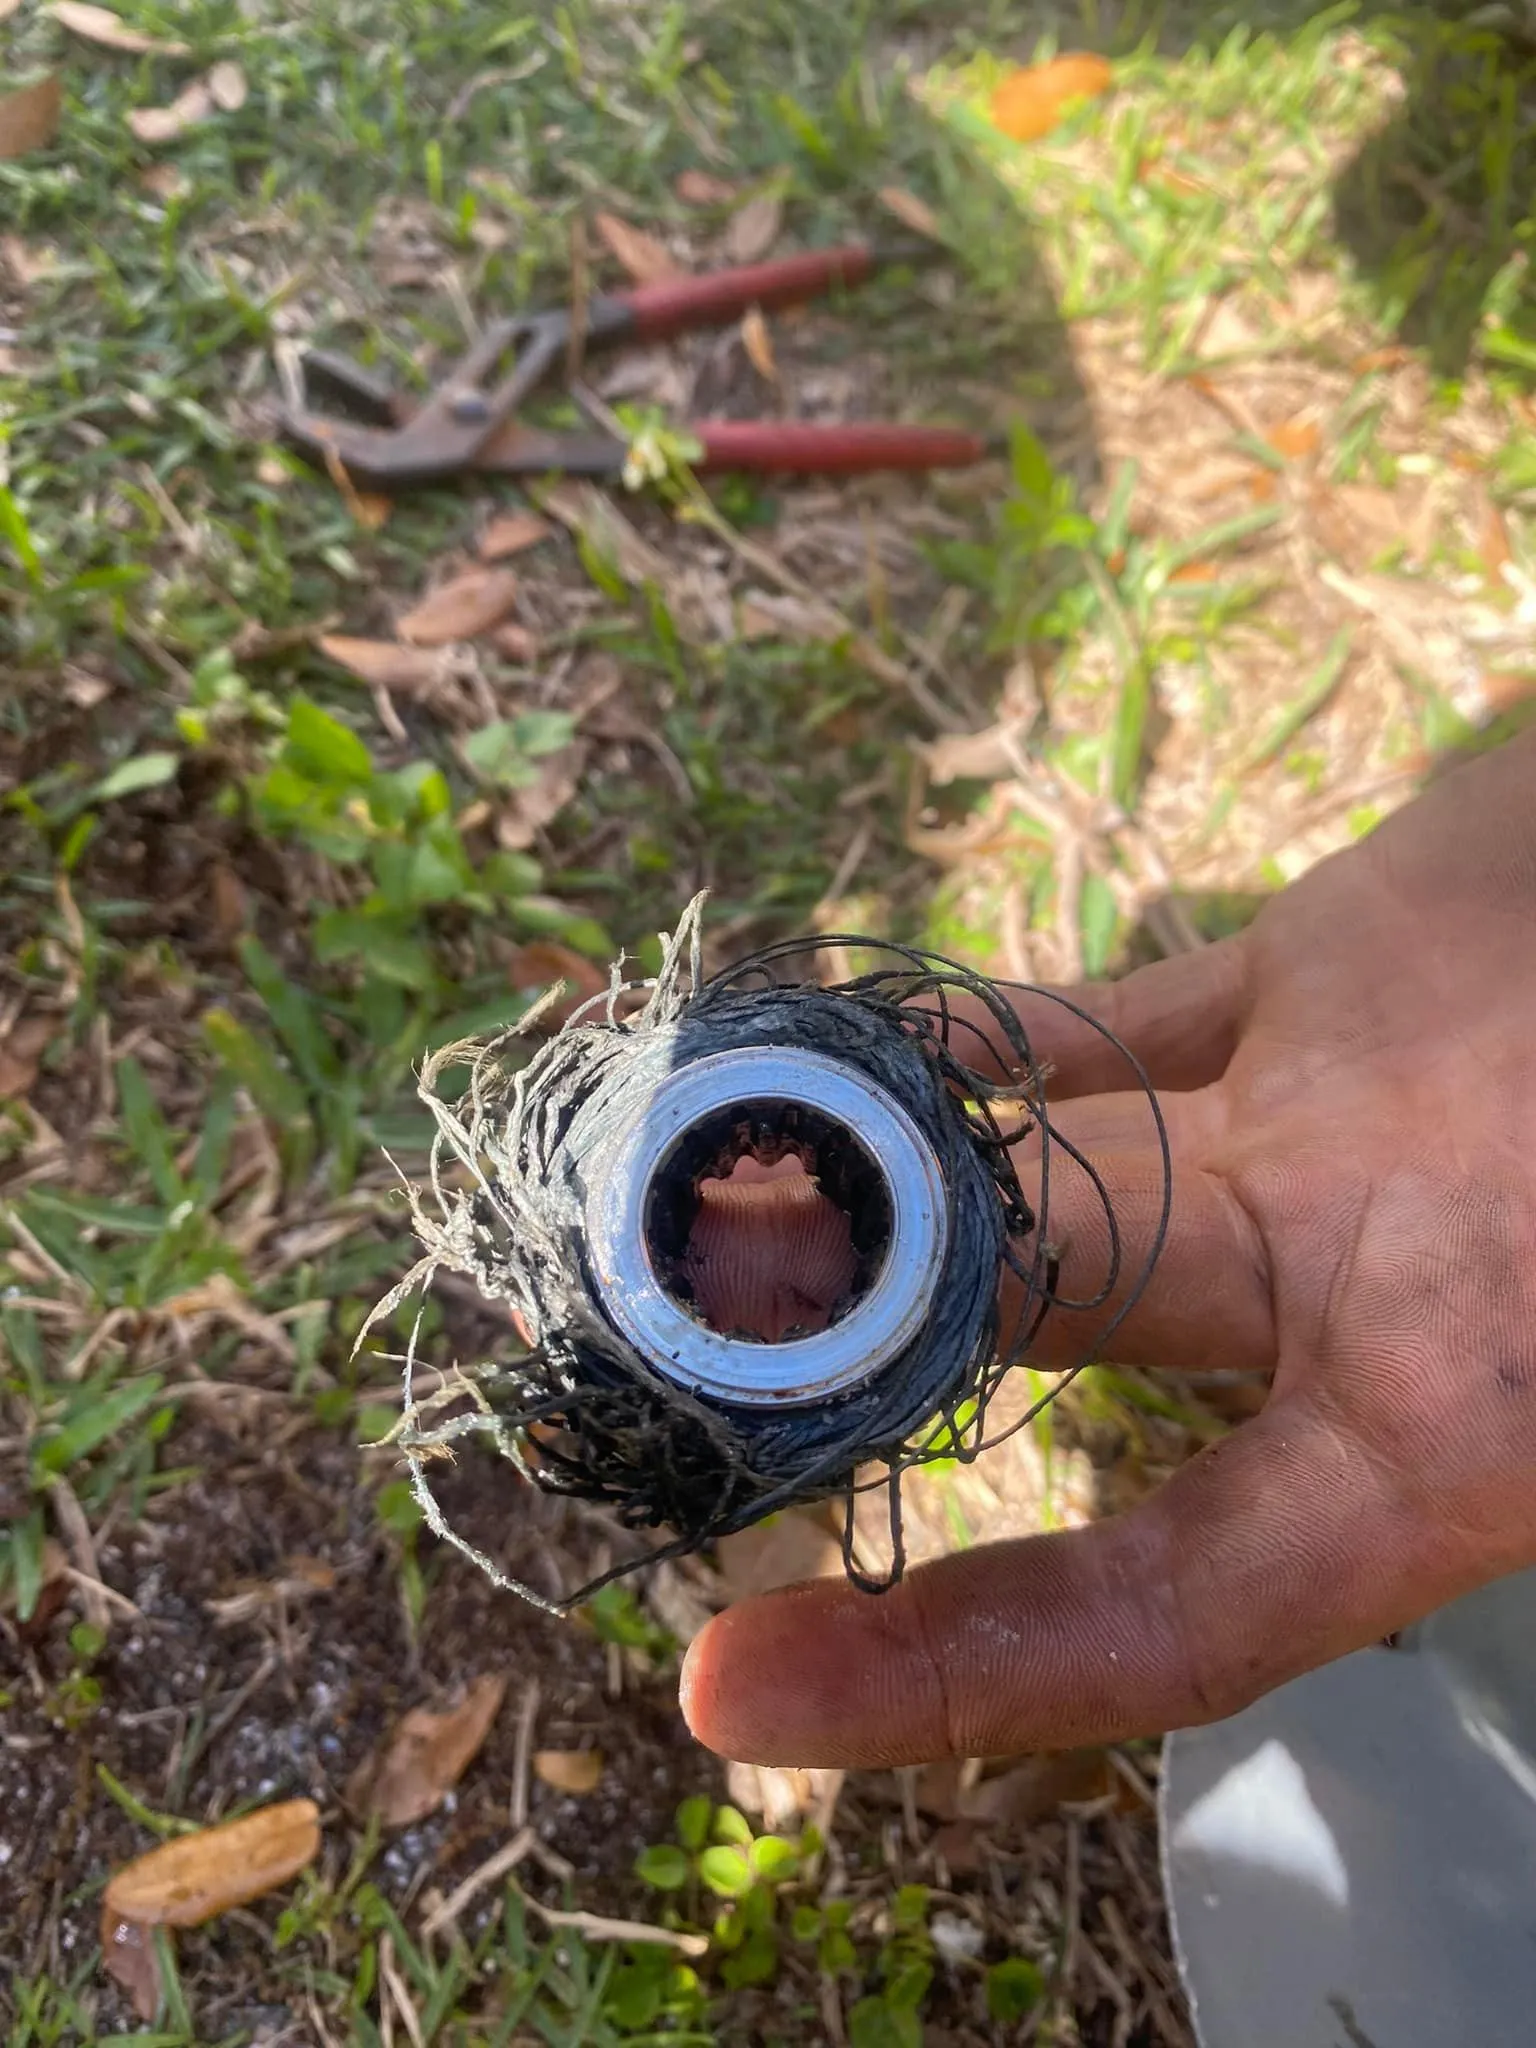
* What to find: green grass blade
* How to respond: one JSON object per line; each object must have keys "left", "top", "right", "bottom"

{"left": 1241, "top": 628, "right": 1354, "bottom": 771}
{"left": 238, "top": 937, "right": 340, "bottom": 1093}
{"left": 115, "top": 1057, "right": 186, "bottom": 1208}
{"left": 35, "top": 1375, "right": 166, "bottom": 1475}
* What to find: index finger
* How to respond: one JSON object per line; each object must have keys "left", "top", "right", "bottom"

{"left": 680, "top": 1392, "right": 1460, "bottom": 1768}
{"left": 938, "top": 935, "right": 1249, "bottom": 1101}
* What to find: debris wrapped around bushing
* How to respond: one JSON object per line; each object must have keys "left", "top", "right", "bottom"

{"left": 365, "top": 897, "right": 1168, "bottom": 1612}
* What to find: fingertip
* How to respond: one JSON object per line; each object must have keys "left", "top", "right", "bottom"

{"left": 680, "top": 1578, "right": 845, "bottom": 1756}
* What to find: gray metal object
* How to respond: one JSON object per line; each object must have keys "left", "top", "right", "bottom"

{"left": 583, "top": 1045, "right": 949, "bottom": 1407}
{"left": 1161, "top": 1567, "right": 1536, "bottom": 2048}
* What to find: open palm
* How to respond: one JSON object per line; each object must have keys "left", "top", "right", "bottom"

{"left": 683, "top": 731, "right": 1536, "bottom": 1768}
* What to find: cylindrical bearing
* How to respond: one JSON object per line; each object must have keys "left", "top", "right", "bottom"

{"left": 583, "top": 1045, "right": 949, "bottom": 1407}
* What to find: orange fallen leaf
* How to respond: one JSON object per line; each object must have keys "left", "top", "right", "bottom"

{"left": 479, "top": 511, "right": 551, "bottom": 563}
{"left": 316, "top": 444, "right": 392, "bottom": 530}
{"left": 508, "top": 940, "right": 608, "bottom": 1017}
{"left": 398, "top": 568, "right": 521, "bottom": 646}
{"left": 724, "top": 189, "right": 782, "bottom": 266}
{"left": 319, "top": 635, "right": 444, "bottom": 690}
{"left": 128, "top": 79, "right": 213, "bottom": 143}
{"left": 103, "top": 1799, "right": 321, "bottom": 1927}
{"left": 1265, "top": 417, "right": 1320, "bottom": 462}
{"left": 1141, "top": 159, "right": 1209, "bottom": 198}
{"left": 0, "top": 1013, "right": 56, "bottom": 1098}
{"left": 877, "top": 185, "right": 943, "bottom": 242}
{"left": 207, "top": 59, "right": 247, "bottom": 112}
{"left": 990, "top": 53, "right": 1113, "bottom": 143}
{"left": 675, "top": 168, "right": 739, "bottom": 205}
{"left": 349, "top": 1674, "right": 507, "bottom": 1828}
{"left": 593, "top": 210, "right": 683, "bottom": 285}
{"left": 52, "top": 2, "right": 189, "bottom": 54}
{"left": 1353, "top": 345, "right": 1410, "bottom": 375}
{"left": 100, "top": 1907, "right": 161, "bottom": 2021}
{"left": 1483, "top": 670, "right": 1536, "bottom": 715}
{"left": 533, "top": 1748, "right": 605, "bottom": 1795}
{"left": 740, "top": 305, "right": 777, "bottom": 383}
{"left": 1169, "top": 561, "right": 1220, "bottom": 584}
{"left": 0, "top": 75, "right": 62, "bottom": 161}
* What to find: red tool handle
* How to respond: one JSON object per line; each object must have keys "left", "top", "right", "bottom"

{"left": 691, "top": 419, "right": 991, "bottom": 475}
{"left": 619, "top": 244, "right": 880, "bottom": 341}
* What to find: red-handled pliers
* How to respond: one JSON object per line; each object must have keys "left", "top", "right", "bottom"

{"left": 282, "top": 241, "right": 997, "bottom": 493}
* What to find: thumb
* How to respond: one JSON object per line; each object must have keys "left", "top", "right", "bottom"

{"left": 680, "top": 1396, "right": 1452, "bottom": 1767}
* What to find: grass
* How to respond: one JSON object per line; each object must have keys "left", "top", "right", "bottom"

{"left": 4, "top": 0, "right": 1536, "bottom": 2040}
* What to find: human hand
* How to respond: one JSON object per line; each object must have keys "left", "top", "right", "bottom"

{"left": 681, "top": 731, "right": 1536, "bottom": 1766}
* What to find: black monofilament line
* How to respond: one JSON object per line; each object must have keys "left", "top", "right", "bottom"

{"left": 361, "top": 897, "right": 1171, "bottom": 1614}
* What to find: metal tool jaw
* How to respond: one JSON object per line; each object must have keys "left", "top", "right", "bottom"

{"left": 282, "top": 298, "right": 636, "bottom": 489}
{"left": 582, "top": 1046, "right": 949, "bottom": 1408}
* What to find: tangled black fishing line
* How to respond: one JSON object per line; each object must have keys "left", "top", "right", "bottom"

{"left": 363, "top": 895, "right": 1170, "bottom": 1613}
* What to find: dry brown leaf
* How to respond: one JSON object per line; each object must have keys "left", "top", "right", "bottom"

{"left": 100, "top": 1907, "right": 162, "bottom": 2022}
{"left": 918, "top": 718, "right": 1029, "bottom": 787}
{"left": 726, "top": 1759, "right": 844, "bottom": 1831}
{"left": 715, "top": 1512, "right": 841, "bottom": 1602}
{"left": 675, "top": 168, "right": 738, "bottom": 205}
{"left": 724, "top": 190, "right": 782, "bottom": 265}
{"left": 990, "top": 53, "right": 1113, "bottom": 143}
{"left": 491, "top": 621, "right": 538, "bottom": 661}
{"left": 740, "top": 306, "right": 777, "bottom": 384}
{"left": 0, "top": 74, "right": 62, "bottom": 160}
{"left": 350, "top": 1674, "right": 507, "bottom": 1827}
{"left": 318, "top": 635, "right": 444, "bottom": 690}
{"left": 0, "top": 1013, "right": 57, "bottom": 1098}
{"left": 207, "top": 59, "right": 246, "bottom": 111}
{"left": 495, "top": 742, "right": 587, "bottom": 851}
{"left": 53, "top": 3, "right": 189, "bottom": 54}
{"left": 209, "top": 864, "right": 246, "bottom": 943}
{"left": 478, "top": 511, "right": 551, "bottom": 562}
{"left": 593, "top": 209, "right": 683, "bottom": 285}
{"left": 877, "top": 185, "right": 943, "bottom": 242}
{"left": 398, "top": 568, "right": 520, "bottom": 645}
{"left": 958, "top": 1750, "right": 1113, "bottom": 1827}
{"left": 104, "top": 1800, "right": 321, "bottom": 1927}
{"left": 1353, "top": 345, "right": 1411, "bottom": 375}
{"left": 533, "top": 1749, "right": 605, "bottom": 1795}
{"left": 507, "top": 940, "right": 607, "bottom": 1015}
{"left": 1265, "top": 417, "right": 1321, "bottom": 462}
{"left": 128, "top": 78, "right": 212, "bottom": 143}
{"left": 1308, "top": 482, "right": 1409, "bottom": 570}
